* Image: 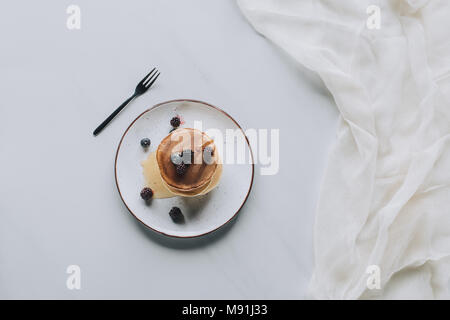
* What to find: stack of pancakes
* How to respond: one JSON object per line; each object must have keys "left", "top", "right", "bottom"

{"left": 156, "top": 128, "right": 222, "bottom": 197}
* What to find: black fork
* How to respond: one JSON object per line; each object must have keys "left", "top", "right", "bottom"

{"left": 93, "top": 68, "right": 160, "bottom": 136}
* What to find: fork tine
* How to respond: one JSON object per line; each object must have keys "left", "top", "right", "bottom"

{"left": 139, "top": 67, "right": 156, "bottom": 85}
{"left": 143, "top": 70, "right": 159, "bottom": 87}
{"left": 144, "top": 72, "right": 160, "bottom": 88}
{"left": 143, "top": 70, "right": 158, "bottom": 86}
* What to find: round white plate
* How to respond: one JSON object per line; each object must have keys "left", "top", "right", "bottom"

{"left": 115, "top": 99, "right": 254, "bottom": 238}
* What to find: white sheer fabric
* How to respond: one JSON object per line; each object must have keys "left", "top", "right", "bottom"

{"left": 238, "top": 0, "right": 450, "bottom": 299}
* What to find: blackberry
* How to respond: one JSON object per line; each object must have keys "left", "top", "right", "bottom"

{"left": 169, "top": 207, "right": 184, "bottom": 223}
{"left": 140, "top": 138, "right": 151, "bottom": 148}
{"left": 170, "top": 116, "right": 181, "bottom": 128}
{"left": 140, "top": 187, "right": 153, "bottom": 200}
{"left": 176, "top": 162, "right": 189, "bottom": 176}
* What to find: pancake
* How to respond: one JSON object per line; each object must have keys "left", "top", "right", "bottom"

{"left": 156, "top": 128, "right": 219, "bottom": 196}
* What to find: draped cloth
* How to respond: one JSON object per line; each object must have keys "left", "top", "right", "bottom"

{"left": 237, "top": 0, "right": 450, "bottom": 299}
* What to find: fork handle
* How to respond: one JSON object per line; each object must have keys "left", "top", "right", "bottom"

{"left": 93, "top": 94, "right": 136, "bottom": 136}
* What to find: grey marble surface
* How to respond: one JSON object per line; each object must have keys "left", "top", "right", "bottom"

{"left": 0, "top": 0, "right": 338, "bottom": 299}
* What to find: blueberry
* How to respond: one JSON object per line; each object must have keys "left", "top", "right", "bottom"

{"left": 203, "top": 146, "right": 214, "bottom": 164}
{"left": 181, "top": 149, "right": 193, "bottom": 164}
{"left": 140, "top": 138, "right": 151, "bottom": 148}
{"left": 171, "top": 152, "right": 183, "bottom": 165}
